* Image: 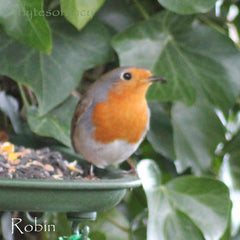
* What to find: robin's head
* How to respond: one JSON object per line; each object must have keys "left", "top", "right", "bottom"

{"left": 105, "top": 67, "right": 166, "bottom": 95}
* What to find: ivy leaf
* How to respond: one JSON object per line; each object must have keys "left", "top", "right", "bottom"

{"left": 223, "top": 130, "right": 240, "bottom": 155}
{"left": 42, "top": 213, "right": 72, "bottom": 240}
{"left": 0, "top": 91, "right": 23, "bottom": 133}
{"left": 157, "top": 0, "right": 217, "bottom": 14}
{"left": 0, "top": 0, "right": 52, "bottom": 53}
{"left": 60, "top": 0, "right": 105, "bottom": 30}
{"left": 97, "top": 0, "right": 146, "bottom": 32}
{"left": 26, "top": 96, "right": 79, "bottom": 147}
{"left": 227, "top": 155, "right": 240, "bottom": 190}
{"left": 233, "top": 14, "right": 240, "bottom": 39}
{"left": 220, "top": 131, "right": 240, "bottom": 235}
{"left": 222, "top": 130, "right": 240, "bottom": 190}
{"left": 172, "top": 100, "right": 225, "bottom": 174}
{"left": 88, "top": 208, "right": 129, "bottom": 240}
{"left": 148, "top": 101, "right": 175, "bottom": 160}
{"left": 98, "top": 0, "right": 160, "bottom": 32}
{"left": 0, "top": 18, "right": 113, "bottom": 115}
{"left": 113, "top": 12, "right": 240, "bottom": 113}
{"left": 137, "top": 160, "right": 231, "bottom": 240}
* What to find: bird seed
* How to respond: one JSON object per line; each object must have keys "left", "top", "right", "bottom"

{"left": 0, "top": 142, "right": 85, "bottom": 180}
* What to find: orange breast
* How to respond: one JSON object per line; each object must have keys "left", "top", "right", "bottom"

{"left": 92, "top": 85, "right": 149, "bottom": 144}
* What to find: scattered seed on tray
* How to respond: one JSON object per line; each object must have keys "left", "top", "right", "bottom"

{"left": 0, "top": 141, "right": 90, "bottom": 180}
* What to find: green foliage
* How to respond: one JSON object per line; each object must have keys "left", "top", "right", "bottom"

{"left": 0, "top": 18, "right": 113, "bottom": 115}
{"left": 157, "top": 0, "right": 217, "bottom": 14}
{"left": 172, "top": 100, "right": 226, "bottom": 174}
{"left": 60, "top": 0, "right": 105, "bottom": 30}
{"left": 26, "top": 96, "right": 79, "bottom": 147}
{"left": 0, "top": 0, "right": 52, "bottom": 52}
{"left": 88, "top": 208, "right": 130, "bottom": 240}
{"left": 224, "top": 132, "right": 240, "bottom": 190}
{"left": 0, "top": 91, "right": 23, "bottom": 133}
{"left": 138, "top": 160, "right": 231, "bottom": 240}
{"left": 0, "top": 0, "right": 240, "bottom": 239}
{"left": 148, "top": 101, "right": 175, "bottom": 160}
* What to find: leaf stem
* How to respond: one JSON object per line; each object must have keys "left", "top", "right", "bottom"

{"left": 197, "top": 16, "right": 227, "bottom": 35}
{"left": 106, "top": 215, "right": 130, "bottom": 232}
{"left": 133, "top": 0, "right": 150, "bottom": 20}
{"left": 18, "top": 83, "right": 30, "bottom": 108}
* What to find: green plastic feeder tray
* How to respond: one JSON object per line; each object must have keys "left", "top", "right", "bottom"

{"left": 0, "top": 167, "right": 141, "bottom": 217}
{"left": 0, "top": 159, "right": 141, "bottom": 239}
{"left": 0, "top": 167, "right": 141, "bottom": 212}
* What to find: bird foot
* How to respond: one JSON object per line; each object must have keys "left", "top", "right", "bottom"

{"left": 122, "top": 158, "right": 138, "bottom": 175}
{"left": 84, "top": 163, "right": 97, "bottom": 179}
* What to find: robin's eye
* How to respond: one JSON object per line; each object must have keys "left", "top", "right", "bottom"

{"left": 123, "top": 72, "right": 132, "bottom": 80}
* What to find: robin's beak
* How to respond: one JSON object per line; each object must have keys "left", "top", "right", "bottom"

{"left": 147, "top": 76, "right": 167, "bottom": 83}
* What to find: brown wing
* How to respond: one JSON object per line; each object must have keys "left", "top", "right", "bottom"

{"left": 71, "top": 95, "right": 93, "bottom": 149}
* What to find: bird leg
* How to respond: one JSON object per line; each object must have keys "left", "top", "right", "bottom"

{"left": 89, "top": 163, "right": 94, "bottom": 177}
{"left": 122, "top": 158, "right": 137, "bottom": 175}
{"left": 84, "top": 163, "right": 95, "bottom": 179}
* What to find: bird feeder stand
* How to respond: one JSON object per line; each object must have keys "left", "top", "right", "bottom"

{"left": 0, "top": 167, "right": 141, "bottom": 239}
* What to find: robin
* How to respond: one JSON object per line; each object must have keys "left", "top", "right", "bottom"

{"left": 71, "top": 67, "right": 166, "bottom": 171}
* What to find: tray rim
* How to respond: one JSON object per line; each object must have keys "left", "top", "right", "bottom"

{"left": 0, "top": 175, "right": 142, "bottom": 190}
